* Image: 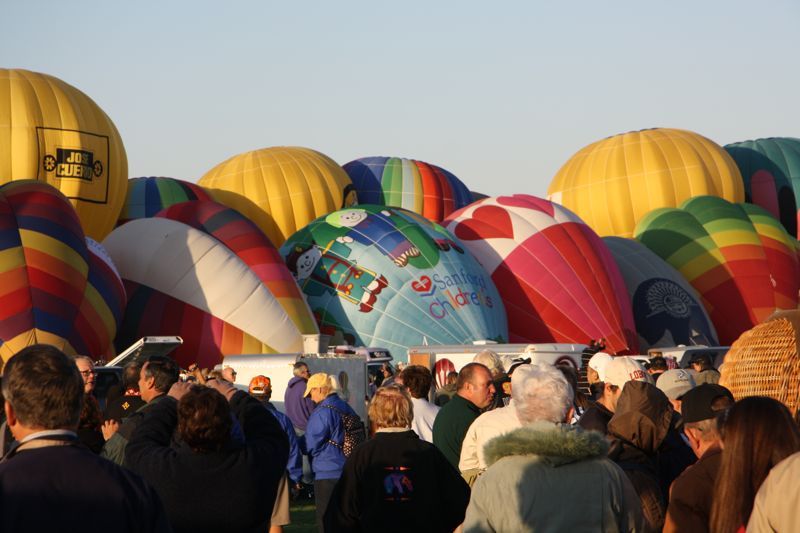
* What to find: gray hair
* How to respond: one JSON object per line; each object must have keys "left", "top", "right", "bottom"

{"left": 473, "top": 349, "right": 504, "bottom": 377}
{"left": 512, "top": 363, "right": 573, "bottom": 424}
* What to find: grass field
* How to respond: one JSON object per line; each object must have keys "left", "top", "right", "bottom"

{"left": 285, "top": 501, "right": 317, "bottom": 533}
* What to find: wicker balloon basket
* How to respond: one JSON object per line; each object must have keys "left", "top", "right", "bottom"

{"left": 720, "top": 309, "right": 800, "bottom": 414}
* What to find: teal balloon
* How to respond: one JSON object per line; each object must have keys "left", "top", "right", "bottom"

{"left": 280, "top": 205, "right": 508, "bottom": 356}
{"left": 725, "top": 137, "right": 800, "bottom": 237}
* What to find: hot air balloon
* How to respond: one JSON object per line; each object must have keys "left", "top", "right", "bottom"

{"left": 198, "top": 146, "right": 356, "bottom": 247}
{"left": 547, "top": 128, "right": 744, "bottom": 238}
{"left": 343, "top": 157, "right": 473, "bottom": 222}
{"left": 634, "top": 196, "right": 800, "bottom": 345}
{"left": 279, "top": 205, "right": 508, "bottom": 356}
{"left": 156, "top": 200, "right": 318, "bottom": 335}
{"left": 0, "top": 69, "right": 128, "bottom": 240}
{"left": 103, "top": 217, "right": 317, "bottom": 368}
{"left": 725, "top": 137, "right": 800, "bottom": 238}
{"left": 0, "top": 181, "right": 125, "bottom": 361}
{"left": 443, "top": 194, "right": 637, "bottom": 354}
{"left": 603, "top": 236, "right": 718, "bottom": 351}
{"left": 118, "top": 176, "right": 211, "bottom": 225}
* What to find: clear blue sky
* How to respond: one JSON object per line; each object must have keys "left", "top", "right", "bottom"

{"left": 3, "top": 1, "right": 799, "bottom": 197}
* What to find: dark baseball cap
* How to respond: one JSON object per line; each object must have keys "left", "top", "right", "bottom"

{"left": 681, "top": 383, "right": 734, "bottom": 423}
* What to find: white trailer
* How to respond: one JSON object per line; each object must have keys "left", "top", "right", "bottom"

{"left": 222, "top": 349, "right": 392, "bottom": 423}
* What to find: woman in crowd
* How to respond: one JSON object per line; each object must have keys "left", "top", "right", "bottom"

{"left": 324, "top": 385, "right": 469, "bottom": 532}
{"left": 710, "top": 396, "right": 800, "bottom": 533}
{"left": 74, "top": 355, "right": 103, "bottom": 453}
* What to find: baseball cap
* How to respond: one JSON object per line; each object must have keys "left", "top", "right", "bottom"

{"left": 681, "top": 383, "right": 734, "bottom": 423}
{"left": 248, "top": 375, "right": 271, "bottom": 395}
{"left": 656, "top": 369, "right": 696, "bottom": 400}
{"left": 304, "top": 372, "right": 331, "bottom": 397}
{"left": 604, "top": 357, "right": 653, "bottom": 389}
{"left": 588, "top": 352, "right": 613, "bottom": 382}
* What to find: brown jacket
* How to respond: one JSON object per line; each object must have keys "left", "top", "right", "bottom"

{"left": 663, "top": 446, "right": 722, "bottom": 533}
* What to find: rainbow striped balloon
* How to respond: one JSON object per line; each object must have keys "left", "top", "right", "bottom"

{"left": 635, "top": 196, "right": 800, "bottom": 345}
{"left": 344, "top": 157, "right": 473, "bottom": 222}
{"left": 119, "top": 176, "right": 211, "bottom": 225}
{"left": 0, "top": 181, "right": 125, "bottom": 361}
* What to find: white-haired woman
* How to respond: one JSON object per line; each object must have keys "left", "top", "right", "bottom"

{"left": 464, "top": 363, "right": 644, "bottom": 532}
{"left": 324, "top": 386, "right": 470, "bottom": 532}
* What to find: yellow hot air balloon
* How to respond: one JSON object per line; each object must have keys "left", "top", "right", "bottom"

{"left": 547, "top": 128, "right": 744, "bottom": 238}
{"left": 199, "top": 146, "right": 356, "bottom": 246}
{"left": 0, "top": 69, "right": 127, "bottom": 240}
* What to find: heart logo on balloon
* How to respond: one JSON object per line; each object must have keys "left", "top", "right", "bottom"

{"left": 411, "top": 276, "right": 433, "bottom": 293}
{"left": 453, "top": 205, "right": 515, "bottom": 241}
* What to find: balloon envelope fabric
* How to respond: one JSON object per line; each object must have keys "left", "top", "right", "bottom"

{"left": 156, "top": 200, "right": 318, "bottom": 335}
{"left": 547, "top": 128, "right": 744, "bottom": 238}
{"left": 119, "top": 176, "right": 211, "bottom": 225}
{"left": 443, "top": 194, "right": 637, "bottom": 354}
{"left": 343, "top": 156, "right": 473, "bottom": 222}
{"left": 279, "top": 205, "right": 508, "bottom": 355}
{"left": 199, "top": 146, "right": 357, "bottom": 247}
{"left": 0, "top": 181, "right": 125, "bottom": 361}
{"left": 103, "top": 217, "right": 312, "bottom": 368}
{"left": 725, "top": 138, "right": 800, "bottom": 238}
{"left": 0, "top": 69, "right": 128, "bottom": 240}
{"left": 634, "top": 196, "right": 800, "bottom": 345}
{"left": 603, "top": 236, "right": 718, "bottom": 352}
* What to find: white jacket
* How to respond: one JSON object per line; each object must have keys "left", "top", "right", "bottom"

{"left": 748, "top": 451, "right": 800, "bottom": 532}
{"left": 458, "top": 400, "right": 522, "bottom": 471}
{"left": 410, "top": 397, "right": 440, "bottom": 443}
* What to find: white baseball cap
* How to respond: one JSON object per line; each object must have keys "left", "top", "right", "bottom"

{"left": 604, "top": 357, "right": 653, "bottom": 389}
{"left": 588, "top": 352, "right": 613, "bottom": 382}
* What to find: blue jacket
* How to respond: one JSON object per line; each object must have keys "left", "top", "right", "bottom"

{"left": 284, "top": 376, "right": 315, "bottom": 431}
{"left": 265, "top": 402, "right": 303, "bottom": 483}
{"left": 300, "top": 394, "right": 357, "bottom": 480}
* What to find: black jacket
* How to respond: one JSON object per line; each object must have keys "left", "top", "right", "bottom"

{"left": 0, "top": 435, "right": 170, "bottom": 533}
{"left": 125, "top": 391, "right": 289, "bottom": 533}
{"left": 324, "top": 429, "right": 470, "bottom": 533}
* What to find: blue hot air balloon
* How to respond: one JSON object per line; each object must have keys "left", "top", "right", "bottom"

{"left": 280, "top": 205, "right": 508, "bottom": 356}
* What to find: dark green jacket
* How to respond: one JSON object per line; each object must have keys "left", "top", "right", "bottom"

{"left": 101, "top": 394, "right": 167, "bottom": 465}
{"left": 432, "top": 393, "right": 481, "bottom": 468}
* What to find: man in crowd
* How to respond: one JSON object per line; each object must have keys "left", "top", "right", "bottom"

{"left": 656, "top": 368, "right": 696, "bottom": 416}
{"left": 101, "top": 354, "right": 180, "bottom": 465}
{"left": 579, "top": 356, "right": 651, "bottom": 434}
{"left": 104, "top": 361, "right": 145, "bottom": 422}
{"left": 285, "top": 361, "right": 315, "bottom": 432}
{"left": 249, "top": 375, "right": 302, "bottom": 533}
{"left": 689, "top": 353, "right": 721, "bottom": 385}
{"left": 663, "top": 383, "right": 734, "bottom": 533}
{"left": 463, "top": 363, "right": 643, "bottom": 531}
{"left": 400, "top": 365, "right": 439, "bottom": 443}
{"left": 0, "top": 344, "right": 170, "bottom": 532}
{"left": 459, "top": 363, "right": 532, "bottom": 481}
{"left": 300, "top": 372, "right": 360, "bottom": 532}
{"left": 432, "top": 362, "right": 495, "bottom": 468}
{"left": 125, "top": 377, "right": 289, "bottom": 532}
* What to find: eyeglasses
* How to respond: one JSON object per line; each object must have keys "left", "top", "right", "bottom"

{"left": 79, "top": 370, "right": 96, "bottom": 377}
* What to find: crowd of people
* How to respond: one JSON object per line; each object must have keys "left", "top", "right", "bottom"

{"left": 1, "top": 344, "right": 799, "bottom": 532}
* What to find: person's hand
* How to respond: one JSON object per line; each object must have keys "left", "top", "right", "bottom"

{"left": 102, "top": 419, "right": 120, "bottom": 441}
{"left": 168, "top": 381, "right": 194, "bottom": 401}
{"left": 206, "top": 377, "right": 237, "bottom": 401}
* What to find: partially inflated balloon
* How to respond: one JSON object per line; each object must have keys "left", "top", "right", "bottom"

{"left": 634, "top": 196, "right": 800, "bottom": 345}
{"left": 548, "top": 128, "right": 743, "bottom": 238}
{"left": 156, "top": 200, "right": 318, "bottom": 335}
{"left": 343, "top": 157, "right": 473, "bottom": 222}
{"left": 725, "top": 138, "right": 800, "bottom": 238}
{"left": 119, "top": 177, "right": 211, "bottom": 225}
{"left": 443, "top": 195, "right": 637, "bottom": 354}
{"left": 0, "top": 181, "right": 125, "bottom": 361}
{"left": 104, "top": 217, "right": 314, "bottom": 367}
{"left": 280, "top": 205, "right": 508, "bottom": 355}
{"left": 0, "top": 69, "right": 128, "bottom": 240}
{"left": 603, "top": 237, "right": 718, "bottom": 351}
{"left": 198, "top": 147, "right": 356, "bottom": 247}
